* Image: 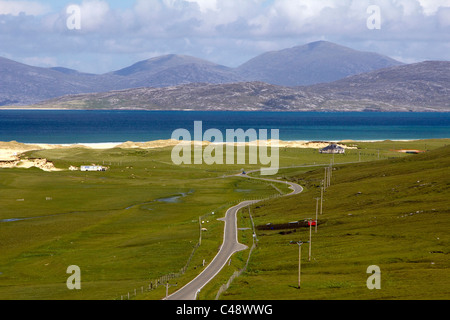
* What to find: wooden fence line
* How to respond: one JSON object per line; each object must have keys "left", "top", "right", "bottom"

{"left": 118, "top": 184, "right": 282, "bottom": 300}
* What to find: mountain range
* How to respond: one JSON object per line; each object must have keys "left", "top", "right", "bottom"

{"left": 235, "top": 41, "right": 403, "bottom": 86}
{"left": 33, "top": 61, "right": 449, "bottom": 112}
{"left": 1, "top": 41, "right": 401, "bottom": 105}
{"left": 1, "top": 41, "right": 448, "bottom": 111}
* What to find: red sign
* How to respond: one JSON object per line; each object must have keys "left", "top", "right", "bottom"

{"left": 308, "top": 220, "right": 317, "bottom": 226}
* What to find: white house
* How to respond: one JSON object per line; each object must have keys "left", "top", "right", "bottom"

{"left": 80, "top": 165, "right": 107, "bottom": 172}
{"left": 319, "top": 144, "right": 346, "bottom": 154}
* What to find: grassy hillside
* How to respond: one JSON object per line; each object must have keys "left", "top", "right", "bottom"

{"left": 210, "top": 145, "right": 450, "bottom": 300}
{"left": 0, "top": 140, "right": 448, "bottom": 300}
{"left": 0, "top": 147, "right": 281, "bottom": 300}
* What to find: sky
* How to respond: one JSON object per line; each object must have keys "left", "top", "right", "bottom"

{"left": 0, "top": 0, "right": 449, "bottom": 74}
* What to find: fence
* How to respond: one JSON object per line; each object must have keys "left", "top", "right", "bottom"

{"left": 118, "top": 240, "right": 200, "bottom": 300}
{"left": 117, "top": 179, "right": 284, "bottom": 300}
{"left": 116, "top": 204, "right": 229, "bottom": 300}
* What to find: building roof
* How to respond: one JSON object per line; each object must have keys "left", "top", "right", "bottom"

{"left": 321, "top": 144, "right": 344, "bottom": 150}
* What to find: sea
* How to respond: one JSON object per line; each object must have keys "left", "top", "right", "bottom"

{"left": 0, "top": 110, "right": 449, "bottom": 144}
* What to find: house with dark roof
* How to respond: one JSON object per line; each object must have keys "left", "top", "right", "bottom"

{"left": 80, "top": 165, "right": 108, "bottom": 172}
{"left": 319, "top": 144, "right": 345, "bottom": 154}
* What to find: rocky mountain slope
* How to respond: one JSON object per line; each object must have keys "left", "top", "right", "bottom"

{"left": 32, "top": 61, "right": 450, "bottom": 112}
{"left": 304, "top": 61, "right": 450, "bottom": 110}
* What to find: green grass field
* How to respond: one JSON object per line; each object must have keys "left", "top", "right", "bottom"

{"left": 0, "top": 139, "right": 449, "bottom": 300}
{"left": 211, "top": 142, "right": 450, "bottom": 300}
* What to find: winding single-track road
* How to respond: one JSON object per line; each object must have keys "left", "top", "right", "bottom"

{"left": 166, "top": 173, "right": 303, "bottom": 300}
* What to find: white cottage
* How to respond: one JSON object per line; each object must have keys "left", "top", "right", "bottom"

{"left": 319, "top": 144, "right": 345, "bottom": 154}
{"left": 80, "top": 165, "right": 107, "bottom": 172}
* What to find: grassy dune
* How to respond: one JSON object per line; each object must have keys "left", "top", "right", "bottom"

{"left": 0, "top": 140, "right": 448, "bottom": 300}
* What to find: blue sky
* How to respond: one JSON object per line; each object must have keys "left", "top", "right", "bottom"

{"left": 49, "top": 0, "right": 131, "bottom": 11}
{"left": 0, "top": 0, "right": 449, "bottom": 74}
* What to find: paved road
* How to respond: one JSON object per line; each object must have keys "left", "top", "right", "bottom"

{"left": 242, "top": 173, "right": 304, "bottom": 196}
{"left": 166, "top": 173, "right": 303, "bottom": 300}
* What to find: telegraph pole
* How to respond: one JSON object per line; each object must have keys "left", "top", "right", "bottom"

{"left": 308, "top": 219, "right": 313, "bottom": 261}
{"left": 290, "top": 241, "right": 307, "bottom": 289}
{"left": 329, "top": 163, "right": 332, "bottom": 185}
{"left": 327, "top": 167, "right": 331, "bottom": 188}
{"left": 199, "top": 216, "right": 202, "bottom": 246}
{"left": 165, "top": 282, "right": 177, "bottom": 299}
{"left": 298, "top": 243, "right": 302, "bottom": 288}
{"left": 315, "top": 198, "right": 320, "bottom": 233}
{"left": 320, "top": 182, "right": 324, "bottom": 215}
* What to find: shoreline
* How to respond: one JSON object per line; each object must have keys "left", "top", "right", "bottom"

{"left": 5, "top": 138, "right": 443, "bottom": 147}
{"left": 0, "top": 138, "right": 442, "bottom": 149}
{"left": 0, "top": 108, "right": 71, "bottom": 111}
{"left": 1, "top": 108, "right": 449, "bottom": 113}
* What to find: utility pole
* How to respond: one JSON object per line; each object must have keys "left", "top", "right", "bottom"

{"left": 327, "top": 167, "right": 331, "bottom": 188}
{"left": 314, "top": 198, "right": 320, "bottom": 233}
{"left": 329, "top": 167, "right": 331, "bottom": 187}
{"left": 320, "top": 182, "right": 324, "bottom": 215}
{"left": 290, "top": 241, "right": 307, "bottom": 289}
{"left": 165, "top": 282, "right": 177, "bottom": 299}
{"left": 328, "top": 167, "right": 331, "bottom": 189}
{"left": 308, "top": 219, "right": 313, "bottom": 261}
{"left": 329, "top": 162, "right": 332, "bottom": 182}
{"left": 329, "top": 162, "right": 333, "bottom": 176}
{"left": 199, "top": 216, "right": 202, "bottom": 246}
{"left": 298, "top": 243, "right": 302, "bottom": 289}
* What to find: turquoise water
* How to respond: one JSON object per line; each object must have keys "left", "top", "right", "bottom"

{"left": 0, "top": 110, "right": 448, "bottom": 143}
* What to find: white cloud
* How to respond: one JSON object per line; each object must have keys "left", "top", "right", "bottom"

{"left": 418, "top": 0, "right": 450, "bottom": 15}
{"left": 0, "top": 0, "right": 449, "bottom": 73}
{"left": 77, "top": 0, "right": 111, "bottom": 31}
{"left": 0, "top": 0, "right": 49, "bottom": 16}
{"left": 184, "top": 0, "right": 218, "bottom": 13}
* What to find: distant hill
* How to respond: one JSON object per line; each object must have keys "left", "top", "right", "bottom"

{"left": 0, "top": 54, "right": 243, "bottom": 106}
{"left": 107, "top": 54, "right": 244, "bottom": 88}
{"left": 236, "top": 41, "right": 404, "bottom": 86}
{"left": 32, "top": 82, "right": 307, "bottom": 111}
{"left": 31, "top": 61, "right": 450, "bottom": 112}
{"left": 0, "top": 57, "right": 100, "bottom": 106}
{"left": 305, "top": 61, "right": 450, "bottom": 111}
{"left": 0, "top": 41, "right": 407, "bottom": 106}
